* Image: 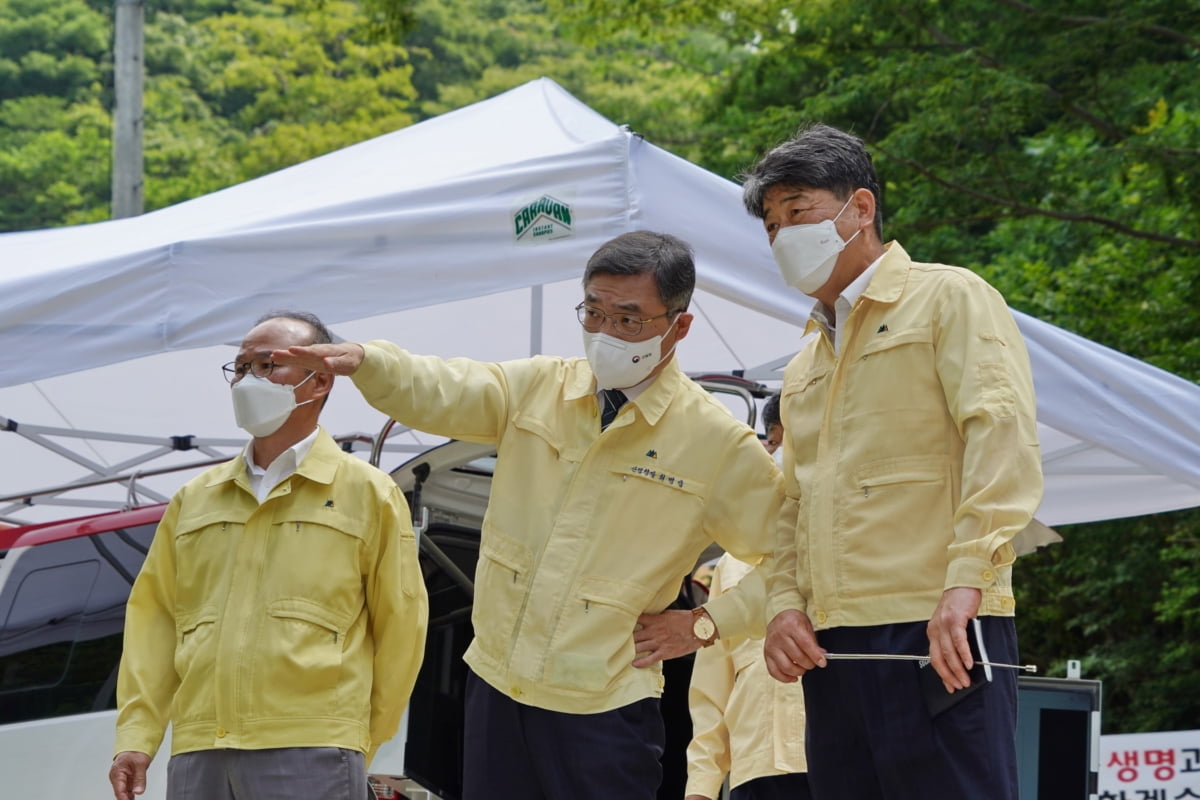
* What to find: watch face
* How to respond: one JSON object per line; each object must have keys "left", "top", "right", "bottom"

{"left": 693, "top": 615, "right": 716, "bottom": 641}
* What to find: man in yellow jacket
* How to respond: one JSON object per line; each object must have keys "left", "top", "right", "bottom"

{"left": 109, "top": 312, "right": 428, "bottom": 800}
{"left": 685, "top": 395, "right": 810, "bottom": 800}
{"left": 748, "top": 125, "right": 1043, "bottom": 799}
{"left": 275, "top": 231, "right": 783, "bottom": 800}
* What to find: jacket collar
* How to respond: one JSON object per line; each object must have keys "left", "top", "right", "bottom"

{"left": 207, "top": 426, "right": 341, "bottom": 489}
{"left": 860, "top": 241, "right": 912, "bottom": 306}
{"left": 566, "top": 356, "right": 686, "bottom": 427}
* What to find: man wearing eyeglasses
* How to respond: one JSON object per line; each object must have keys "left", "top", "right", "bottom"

{"left": 273, "top": 231, "right": 783, "bottom": 800}
{"left": 109, "top": 311, "right": 428, "bottom": 800}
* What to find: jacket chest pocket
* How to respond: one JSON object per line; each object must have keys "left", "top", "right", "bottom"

{"left": 781, "top": 366, "right": 831, "bottom": 455}
{"left": 844, "top": 327, "right": 939, "bottom": 418}
{"left": 265, "top": 517, "right": 365, "bottom": 600}
{"left": 512, "top": 410, "right": 580, "bottom": 461}
{"left": 603, "top": 463, "right": 705, "bottom": 533}
{"left": 173, "top": 518, "right": 241, "bottom": 609}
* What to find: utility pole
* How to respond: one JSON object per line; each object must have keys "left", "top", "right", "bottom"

{"left": 112, "top": 0, "right": 144, "bottom": 219}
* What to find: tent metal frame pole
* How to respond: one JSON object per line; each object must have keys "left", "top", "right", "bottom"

{"left": 529, "top": 284, "right": 544, "bottom": 356}
{"left": 0, "top": 414, "right": 431, "bottom": 524}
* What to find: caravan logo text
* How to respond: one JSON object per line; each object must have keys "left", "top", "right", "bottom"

{"left": 514, "top": 195, "right": 573, "bottom": 242}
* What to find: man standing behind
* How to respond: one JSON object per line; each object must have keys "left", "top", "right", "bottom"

{"left": 275, "top": 231, "right": 782, "bottom": 800}
{"left": 747, "top": 125, "right": 1042, "bottom": 799}
{"left": 109, "top": 312, "right": 428, "bottom": 800}
{"left": 685, "top": 394, "right": 810, "bottom": 800}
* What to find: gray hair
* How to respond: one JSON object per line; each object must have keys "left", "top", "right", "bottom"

{"left": 740, "top": 123, "right": 883, "bottom": 239}
{"left": 582, "top": 230, "right": 695, "bottom": 313}
{"left": 255, "top": 310, "right": 334, "bottom": 346}
{"left": 253, "top": 310, "right": 335, "bottom": 407}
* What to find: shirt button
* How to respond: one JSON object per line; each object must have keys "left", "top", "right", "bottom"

{"left": 815, "top": 611, "right": 828, "bottom": 625}
{"left": 510, "top": 686, "right": 522, "bottom": 698}
{"left": 981, "top": 569, "right": 996, "bottom": 583}
{"left": 216, "top": 728, "right": 227, "bottom": 738}
{"left": 1001, "top": 596, "right": 1015, "bottom": 610}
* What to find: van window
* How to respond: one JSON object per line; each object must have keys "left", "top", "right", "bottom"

{"left": 0, "top": 523, "right": 154, "bottom": 724}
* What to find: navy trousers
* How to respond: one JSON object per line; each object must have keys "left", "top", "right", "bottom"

{"left": 731, "top": 771, "right": 814, "bottom": 800}
{"left": 802, "top": 617, "right": 1019, "bottom": 800}
{"left": 462, "top": 670, "right": 665, "bottom": 800}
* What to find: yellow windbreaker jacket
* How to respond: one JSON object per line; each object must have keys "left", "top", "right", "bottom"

{"left": 352, "top": 343, "right": 782, "bottom": 713}
{"left": 686, "top": 554, "right": 806, "bottom": 798}
{"left": 114, "top": 429, "right": 428, "bottom": 762}
{"left": 769, "top": 243, "right": 1043, "bottom": 627}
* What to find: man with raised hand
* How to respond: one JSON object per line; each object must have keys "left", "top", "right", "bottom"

{"left": 275, "top": 231, "right": 783, "bottom": 800}
{"left": 110, "top": 312, "right": 428, "bottom": 800}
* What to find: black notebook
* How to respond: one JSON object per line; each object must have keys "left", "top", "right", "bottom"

{"left": 918, "top": 618, "right": 992, "bottom": 717}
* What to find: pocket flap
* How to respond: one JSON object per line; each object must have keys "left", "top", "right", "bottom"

{"left": 177, "top": 607, "right": 218, "bottom": 636}
{"left": 858, "top": 326, "right": 932, "bottom": 357}
{"left": 479, "top": 529, "right": 534, "bottom": 574}
{"left": 275, "top": 510, "right": 363, "bottom": 540}
{"left": 782, "top": 367, "right": 831, "bottom": 397}
{"left": 852, "top": 454, "right": 946, "bottom": 488}
{"left": 175, "top": 510, "right": 242, "bottom": 538}
{"left": 576, "top": 576, "right": 654, "bottom": 617}
{"left": 268, "top": 597, "right": 354, "bottom": 635}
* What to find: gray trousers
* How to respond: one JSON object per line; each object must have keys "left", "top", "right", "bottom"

{"left": 166, "top": 747, "right": 367, "bottom": 800}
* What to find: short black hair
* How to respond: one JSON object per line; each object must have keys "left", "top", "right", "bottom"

{"left": 740, "top": 123, "right": 883, "bottom": 239}
{"left": 582, "top": 230, "right": 695, "bottom": 313}
{"left": 763, "top": 392, "right": 781, "bottom": 435}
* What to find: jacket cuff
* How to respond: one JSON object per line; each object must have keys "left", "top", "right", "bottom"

{"left": 684, "top": 770, "right": 725, "bottom": 800}
{"left": 113, "top": 728, "right": 161, "bottom": 760}
{"left": 944, "top": 556, "right": 1000, "bottom": 591}
{"left": 766, "top": 589, "right": 806, "bottom": 622}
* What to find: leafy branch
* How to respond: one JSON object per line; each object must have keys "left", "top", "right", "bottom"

{"left": 879, "top": 146, "right": 1200, "bottom": 248}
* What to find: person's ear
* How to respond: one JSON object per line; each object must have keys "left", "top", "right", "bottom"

{"left": 673, "top": 312, "right": 694, "bottom": 342}
{"left": 851, "top": 187, "right": 876, "bottom": 234}
{"left": 309, "top": 370, "right": 334, "bottom": 401}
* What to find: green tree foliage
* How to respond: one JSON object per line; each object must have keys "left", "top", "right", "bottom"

{"left": 399, "top": 0, "right": 735, "bottom": 161}
{"left": 0, "top": 0, "right": 416, "bottom": 230}
{"left": 0, "top": 0, "right": 112, "bottom": 228}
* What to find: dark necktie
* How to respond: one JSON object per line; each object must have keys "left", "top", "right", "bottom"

{"left": 600, "top": 389, "right": 627, "bottom": 431}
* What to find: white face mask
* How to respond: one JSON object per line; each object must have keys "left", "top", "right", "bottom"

{"left": 231, "top": 371, "right": 315, "bottom": 438}
{"left": 770, "top": 195, "right": 861, "bottom": 294}
{"left": 582, "top": 317, "right": 678, "bottom": 390}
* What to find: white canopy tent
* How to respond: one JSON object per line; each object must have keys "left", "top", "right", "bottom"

{"left": 1, "top": 78, "right": 1198, "bottom": 527}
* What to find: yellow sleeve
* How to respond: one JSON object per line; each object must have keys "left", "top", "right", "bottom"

{"left": 685, "top": 567, "right": 734, "bottom": 799}
{"left": 934, "top": 277, "right": 1043, "bottom": 589}
{"left": 767, "top": 394, "right": 807, "bottom": 620}
{"left": 113, "top": 496, "right": 182, "bottom": 758}
{"left": 701, "top": 429, "right": 781, "bottom": 581}
{"left": 365, "top": 484, "right": 429, "bottom": 764}
{"left": 351, "top": 340, "right": 512, "bottom": 445}
{"left": 704, "top": 563, "right": 767, "bottom": 643}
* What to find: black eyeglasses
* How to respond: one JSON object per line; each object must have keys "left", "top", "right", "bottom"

{"left": 221, "top": 358, "right": 280, "bottom": 384}
{"left": 575, "top": 302, "right": 676, "bottom": 337}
